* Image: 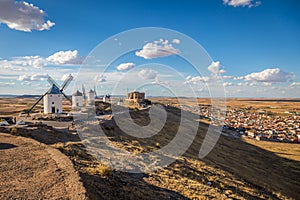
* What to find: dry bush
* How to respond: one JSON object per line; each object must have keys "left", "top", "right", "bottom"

{"left": 86, "top": 164, "right": 112, "bottom": 176}
{"left": 10, "top": 127, "right": 17, "bottom": 135}
{"left": 82, "top": 127, "right": 89, "bottom": 132}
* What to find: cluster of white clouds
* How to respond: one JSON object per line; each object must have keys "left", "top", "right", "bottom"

{"left": 290, "top": 82, "right": 300, "bottom": 87}
{"left": 138, "top": 69, "right": 158, "bottom": 80}
{"left": 17, "top": 74, "right": 48, "bottom": 81}
{"left": 0, "top": 50, "right": 82, "bottom": 71}
{"left": 184, "top": 76, "right": 210, "bottom": 85}
{"left": 116, "top": 62, "right": 135, "bottom": 71}
{"left": 0, "top": 0, "right": 55, "bottom": 32}
{"left": 208, "top": 61, "right": 226, "bottom": 74}
{"left": 46, "top": 50, "right": 82, "bottom": 65}
{"left": 223, "top": 0, "right": 261, "bottom": 8}
{"left": 94, "top": 74, "right": 107, "bottom": 83}
{"left": 244, "top": 68, "right": 294, "bottom": 83}
{"left": 183, "top": 61, "right": 297, "bottom": 96}
{"left": 0, "top": 82, "right": 15, "bottom": 87}
{"left": 218, "top": 67, "right": 294, "bottom": 85}
{"left": 136, "top": 39, "right": 180, "bottom": 59}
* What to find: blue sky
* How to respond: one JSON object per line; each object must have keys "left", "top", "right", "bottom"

{"left": 0, "top": 0, "right": 299, "bottom": 97}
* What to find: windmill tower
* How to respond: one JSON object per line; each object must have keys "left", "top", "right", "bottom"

{"left": 72, "top": 90, "right": 83, "bottom": 109}
{"left": 26, "top": 74, "right": 73, "bottom": 115}
{"left": 87, "top": 89, "right": 95, "bottom": 103}
{"left": 44, "top": 85, "right": 63, "bottom": 114}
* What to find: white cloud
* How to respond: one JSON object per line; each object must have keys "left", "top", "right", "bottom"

{"left": 290, "top": 82, "right": 300, "bottom": 87}
{"left": 0, "top": 82, "right": 15, "bottom": 87}
{"left": 17, "top": 74, "right": 48, "bottom": 81}
{"left": 0, "top": 0, "right": 55, "bottom": 32}
{"left": 12, "top": 56, "right": 45, "bottom": 68}
{"left": 136, "top": 39, "right": 180, "bottom": 59}
{"left": 184, "top": 76, "right": 210, "bottom": 84}
{"left": 116, "top": 62, "right": 135, "bottom": 71}
{"left": 21, "top": 81, "right": 31, "bottom": 86}
{"left": 93, "top": 74, "right": 107, "bottom": 82}
{"left": 172, "top": 39, "right": 180, "bottom": 44}
{"left": 223, "top": 82, "right": 233, "bottom": 87}
{"left": 223, "top": 0, "right": 261, "bottom": 8}
{"left": 207, "top": 61, "right": 226, "bottom": 74}
{"left": 244, "top": 68, "right": 294, "bottom": 83}
{"left": 223, "top": 75, "right": 234, "bottom": 79}
{"left": 237, "top": 82, "right": 249, "bottom": 86}
{"left": 233, "top": 76, "right": 245, "bottom": 80}
{"left": 46, "top": 50, "right": 82, "bottom": 65}
{"left": 138, "top": 69, "right": 158, "bottom": 80}
{"left": 0, "top": 50, "right": 82, "bottom": 72}
{"left": 219, "top": 69, "right": 226, "bottom": 74}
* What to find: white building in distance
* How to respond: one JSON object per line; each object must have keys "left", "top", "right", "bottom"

{"left": 102, "top": 94, "right": 110, "bottom": 103}
{"left": 87, "top": 89, "right": 95, "bottom": 103}
{"left": 44, "top": 85, "right": 63, "bottom": 114}
{"left": 72, "top": 90, "right": 83, "bottom": 109}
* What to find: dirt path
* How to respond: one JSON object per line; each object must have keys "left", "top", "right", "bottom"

{"left": 0, "top": 133, "right": 86, "bottom": 200}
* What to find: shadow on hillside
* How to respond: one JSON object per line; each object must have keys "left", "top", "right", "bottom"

{"left": 57, "top": 142, "right": 188, "bottom": 200}
{"left": 0, "top": 122, "right": 188, "bottom": 199}
{"left": 78, "top": 170, "right": 188, "bottom": 200}
{"left": 0, "top": 122, "right": 80, "bottom": 145}
{"left": 104, "top": 106, "right": 300, "bottom": 199}
{"left": 2, "top": 106, "right": 299, "bottom": 199}
{"left": 184, "top": 122, "right": 300, "bottom": 200}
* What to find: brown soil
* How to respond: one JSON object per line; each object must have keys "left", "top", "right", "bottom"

{"left": 0, "top": 133, "right": 86, "bottom": 200}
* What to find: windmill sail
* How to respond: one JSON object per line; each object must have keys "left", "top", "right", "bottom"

{"left": 26, "top": 74, "right": 73, "bottom": 114}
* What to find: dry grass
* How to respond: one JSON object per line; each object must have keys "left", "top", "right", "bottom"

{"left": 1, "top": 97, "right": 300, "bottom": 199}
{"left": 243, "top": 137, "right": 300, "bottom": 162}
{"left": 86, "top": 163, "right": 112, "bottom": 176}
{"left": 0, "top": 98, "right": 71, "bottom": 115}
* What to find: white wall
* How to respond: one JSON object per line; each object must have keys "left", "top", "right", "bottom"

{"left": 44, "top": 94, "right": 63, "bottom": 114}
{"left": 72, "top": 95, "right": 83, "bottom": 109}
{"left": 102, "top": 96, "right": 110, "bottom": 103}
{"left": 87, "top": 91, "right": 95, "bottom": 102}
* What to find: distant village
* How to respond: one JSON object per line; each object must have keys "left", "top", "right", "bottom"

{"left": 178, "top": 104, "right": 300, "bottom": 143}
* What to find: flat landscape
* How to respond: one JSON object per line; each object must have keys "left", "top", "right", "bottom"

{"left": 0, "top": 97, "right": 300, "bottom": 199}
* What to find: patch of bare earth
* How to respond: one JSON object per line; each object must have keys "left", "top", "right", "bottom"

{"left": 0, "top": 133, "right": 86, "bottom": 199}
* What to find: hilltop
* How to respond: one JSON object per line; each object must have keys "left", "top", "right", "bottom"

{"left": 0, "top": 98, "right": 300, "bottom": 199}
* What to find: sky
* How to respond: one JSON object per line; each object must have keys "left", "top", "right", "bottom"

{"left": 0, "top": 0, "right": 299, "bottom": 98}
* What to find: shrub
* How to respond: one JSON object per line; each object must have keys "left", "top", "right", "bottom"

{"left": 10, "top": 127, "right": 18, "bottom": 135}
{"left": 82, "top": 127, "right": 89, "bottom": 132}
{"left": 87, "top": 164, "right": 112, "bottom": 176}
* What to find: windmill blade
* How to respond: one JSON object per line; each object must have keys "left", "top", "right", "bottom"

{"left": 61, "top": 91, "right": 72, "bottom": 103}
{"left": 94, "top": 85, "right": 97, "bottom": 99}
{"left": 27, "top": 92, "right": 47, "bottom": 114}
{"left": 47, "top": 75, "right": 60, "bottom": 88}
{"left": 61, "top": 74, "right": 73, "bottom": 91}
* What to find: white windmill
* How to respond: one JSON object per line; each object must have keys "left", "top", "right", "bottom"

{"left": 26, "top": 74, "right": 73, "bottom": 114}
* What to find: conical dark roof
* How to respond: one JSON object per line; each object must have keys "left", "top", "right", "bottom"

{"left": 48, "top": 84, "right": 62, "bottom": 94}
{"left": 73, "top": 90, "right": 83, "bottom": 96}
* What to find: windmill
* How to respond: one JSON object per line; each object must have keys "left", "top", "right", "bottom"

{"left": 26, "top": 74, "right": 73, "bottom": 115}
{"left": 82, "top": 84, "right": 86, "bottom": 100}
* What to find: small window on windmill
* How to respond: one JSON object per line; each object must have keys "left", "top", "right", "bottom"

{"left": 50, "top": 95, "right": 52, "bottom": 97}
{"left": 52, "top": 102, "right": 54, "bottom": 104}
{"left": 58, "top": 95, "right": 60, "bottom": 97}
